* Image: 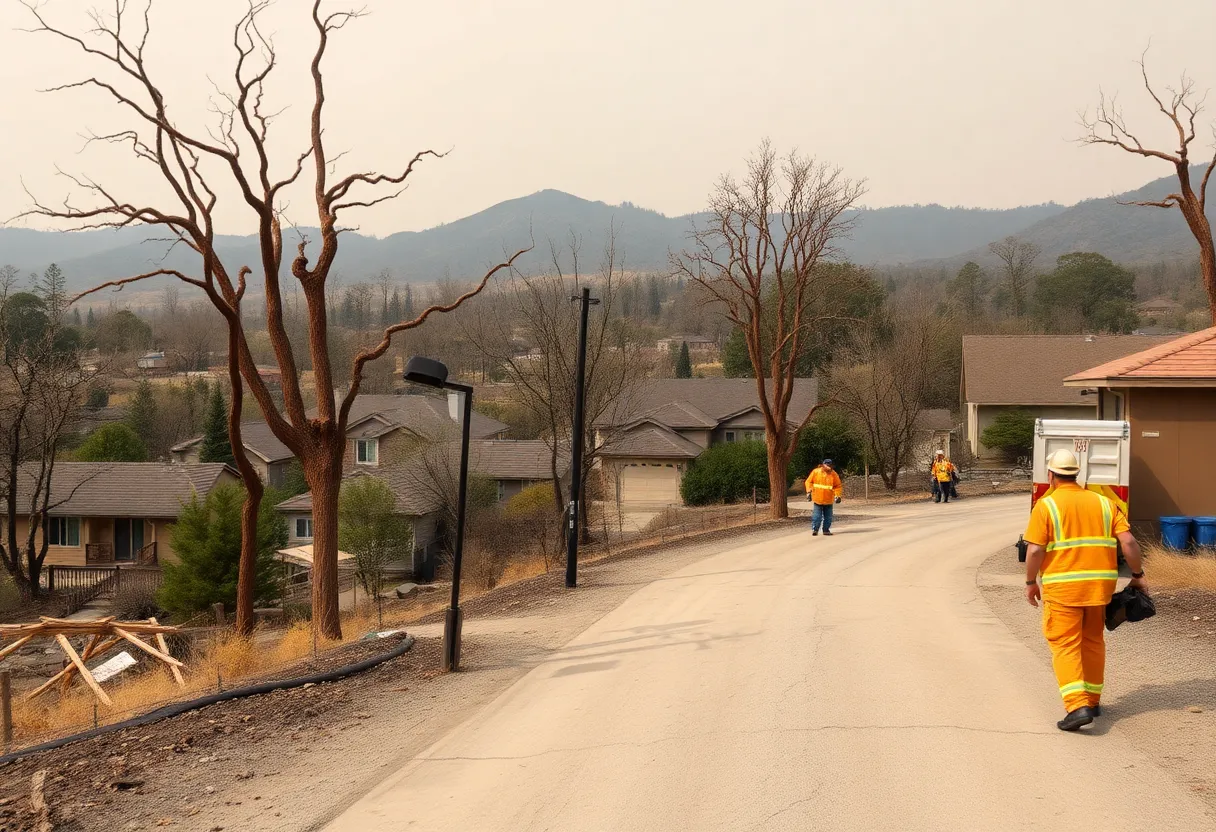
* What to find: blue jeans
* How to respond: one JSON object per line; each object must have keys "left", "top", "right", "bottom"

{"left": 812, "top": 503, "right": 833, "bottom": 533}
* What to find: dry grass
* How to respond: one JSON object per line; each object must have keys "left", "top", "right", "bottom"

{"left": 1144, "top": 543, "right": 1216, "bottom": 591}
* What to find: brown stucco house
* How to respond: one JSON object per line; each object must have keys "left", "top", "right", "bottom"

{"left": 960, "top": 334, "right": 1173, "bottom": 460}
{"left": 6, "top": 462, "right": 238, "bottom": 567}
{"left": 595, "top": 378, "right": 818, "bottom": 506}
{"left": 1064, "top": 326, "right": 1216, "bottom": 528}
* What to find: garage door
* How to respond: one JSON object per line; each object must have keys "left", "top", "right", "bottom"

{"left": 619, "top": 463, "right": 682, "bottom": 506}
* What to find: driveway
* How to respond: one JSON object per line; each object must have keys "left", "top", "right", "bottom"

{"left": 326, "top": 496, "right": 1215, "bottom": 830}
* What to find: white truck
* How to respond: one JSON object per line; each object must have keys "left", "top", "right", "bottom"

{"left": 1017, "top": 419, "right": 1131, "bottom": 562}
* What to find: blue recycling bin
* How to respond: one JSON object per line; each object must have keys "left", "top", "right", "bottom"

{"left": 1160, "top": 516, "right": 1193, "bottom": 551}
{"left": 1194, "top": 517, "right": 1216, "bottom": 548}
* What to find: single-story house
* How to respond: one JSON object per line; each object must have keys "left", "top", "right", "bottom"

{"left": 1064, "top": 326, "right": 1216, "bottom": 528}
{"left": 960, "top": 334, "right": 1173, "bottom": 460}
{"left": 276, "top": 462, "right": 444, "bottom": 579}
{"left": 171, "top": 420, "right": 296, "bottom": 487}
{"left": 5, "top": 462, "right": 238, "bottom": 567}
{"left": 469, "top": 440, "right": 570, "bottom": 502}
{"left": 1136, "top": 297, "right": 1184, "bottom": 319}
{"left": 656, "top": 335, "right": 717, "bottom": 352}
{"left": 910, "top": 409, "right": 957, "bottom": 468}
{"left": 595, "top": 378, "right": 818, "bottom": 506}
{"left": 136, "top": 351, "right": 168, "bottom": 371}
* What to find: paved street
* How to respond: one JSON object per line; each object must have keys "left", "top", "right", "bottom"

{"left": 327, "top": 496, "right": 1214, "bottom": 831}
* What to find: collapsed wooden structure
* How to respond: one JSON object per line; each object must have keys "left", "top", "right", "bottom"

{"left": 0, "top": 616, "right": 185, "bottom": 706}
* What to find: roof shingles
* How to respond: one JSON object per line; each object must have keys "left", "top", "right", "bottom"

{"left": 1065, "top": 326, "right": 1216, "bottom": 383}
{"left": 14, "top": 463, "right": 235, "bottom": 518}
{"left": 962, "top": 335, "right": 1176, "bottom": 405}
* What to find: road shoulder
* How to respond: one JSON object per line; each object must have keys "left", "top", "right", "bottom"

{"left": 978, "top": 549, "right": 1216, "bottom": 812}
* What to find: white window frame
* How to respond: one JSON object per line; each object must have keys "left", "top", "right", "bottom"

{"left": 356, "top": 438, "right": 379, "bottom": 466}
{"left": 295, "top": 517, "right": 314, "bottom": 540}
{"left": 48, "top": 516, "right": 81, "bottom": 547}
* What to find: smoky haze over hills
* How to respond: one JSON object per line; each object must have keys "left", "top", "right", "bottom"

{"left": 0, "top": 169, "right": 1211, "bottom": 291}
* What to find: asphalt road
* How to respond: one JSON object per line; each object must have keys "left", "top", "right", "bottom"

{"left": 326, "top": 496, "right": 1215, "bottom": 831}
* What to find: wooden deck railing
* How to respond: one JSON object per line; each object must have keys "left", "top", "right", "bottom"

{"left": 42, "top": 565, "right": 163, "bottom": 616}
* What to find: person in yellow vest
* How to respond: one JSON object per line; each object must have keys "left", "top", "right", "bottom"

{"left": 804, "top": 458, "right": 843, "bottom": 536}
{"left": 1024, "top": 449, "right": 1146, "bottom": 731}
{"left": 930, "top": 450, "right": 956, "bottom": 503}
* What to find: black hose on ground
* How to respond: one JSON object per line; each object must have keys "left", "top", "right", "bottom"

{"left": 0, "top": 634, "right": 416, "bottom": 767}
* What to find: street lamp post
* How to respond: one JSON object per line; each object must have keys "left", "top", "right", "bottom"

{"left": 403, "top": 356, "right": 472, "bottom": 672}
{"left": 565, "top": 287, "right": 599, "bottom": 589}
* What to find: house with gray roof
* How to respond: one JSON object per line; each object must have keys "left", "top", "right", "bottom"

{"left": 172, "top": 393, "right": 509, "bottom": 484}
{"left": 595, "top": 378, "right": 818, "bottom": 506}
{"left": 7, "top": 462, "right": 238, "bottom": 567}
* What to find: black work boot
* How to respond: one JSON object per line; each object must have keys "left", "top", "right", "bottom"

{"left": 1092, "top": 704, "right": 1102, "bottom": 717}
{"left": 1057, "top": 706, "right": 1095, "bottom": 732}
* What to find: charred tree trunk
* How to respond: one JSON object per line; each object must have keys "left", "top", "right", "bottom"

{"left": 766, "top": 435, "right": 791, "bottom": 520}
{"left": 303, "top": 450, "right": 344, "bottom": 640}
{"left": 228, "top": 330, "right": 265, "bottom": 637}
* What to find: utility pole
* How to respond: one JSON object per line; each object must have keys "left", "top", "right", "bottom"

{"left": 566, "top": 286, "right": 599, "bottom": 588}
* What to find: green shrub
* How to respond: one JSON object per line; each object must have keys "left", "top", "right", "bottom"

{"left": 158, "top": 484, "right": 286, "bottom": 619}
{"left": 75, "top": 422, "right": 148, "bottom": 462}
{"left": 981, "top": 409, "right": 1036, "bottom": 460}
{"left": 790, "top": 409, "right": 863, "bottom": 479}
{"left": 681, "top": 441, "right": 787, "bottom": 506}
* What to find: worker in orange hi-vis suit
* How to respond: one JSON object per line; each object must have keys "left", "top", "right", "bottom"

{"left": 804, "top": 459, "right": 843, "bottom": 537}
{"left": 1023, "top": 449, "right": 1147, "bottom": 732}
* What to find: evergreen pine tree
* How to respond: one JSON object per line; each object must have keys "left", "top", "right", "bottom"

{"left": 675, "top": 341, "right": 693, "bottom": 378}
{"left": 402, "top": 285, "right": 414, "bottom": 320}
{"left": 388, "top": 288, "right": 402, "bottom": 323}
{"left": 126, "top": 380, "right": 159, "bottom": 451}
{"left": 36, "top": 263, "right": 68, "bottom": 320}
{"left": 646, "top": 276, "right": 661, "bottom": 318}
{"left": 72, "top": 308, "right": 82, "bottom": 327}
{"left": 86, "top": 307, "right": 96, "bottom": 328}
{"left": 198, "top": 384, "right": 235, "bottom": 465}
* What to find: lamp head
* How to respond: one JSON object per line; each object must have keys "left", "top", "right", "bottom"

{"left": 403, "top": 356, "right": 449, "bottom": 388}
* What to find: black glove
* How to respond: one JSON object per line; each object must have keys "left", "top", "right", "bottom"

{"left": 834, "top": 496, "right": 841, "bottom": 504}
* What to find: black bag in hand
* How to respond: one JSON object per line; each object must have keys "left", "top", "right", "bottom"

{"left": 1105, "top": 586, "right": 1156, "bottom": 631}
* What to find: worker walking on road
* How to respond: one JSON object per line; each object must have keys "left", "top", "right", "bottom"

{"left": 931, "top": 450, "right": 956, "bottom": 503}
{"left": 1023, "top": 449, "right": 1147, "bottom": 732}
{"left": 805, "top": 458, "right": 843, "bottom": 536}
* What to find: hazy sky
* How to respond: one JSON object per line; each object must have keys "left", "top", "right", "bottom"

{"left": 2, "top": 0, "right": 1215, "bottom": 237}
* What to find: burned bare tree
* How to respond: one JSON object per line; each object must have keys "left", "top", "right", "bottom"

{"left": 20, "top": 1, "right": 528, "bottom": 638}
{"left": 673, "top": 141, "right": 865, "bottom": 518}
{"left": 1, "top": 271, "right": 107, "bottom": 596}
{"left": 1081, "top": 52, "right": 1216, "bottom": 322}
{"left": 465, "top": 230, "right": 640, "bottom": 539}
{"left": 987, "top": 237, "right": 1039, "bottom": 319}
{"left": 832, "top": 307, "right": 948, "bottom": 490}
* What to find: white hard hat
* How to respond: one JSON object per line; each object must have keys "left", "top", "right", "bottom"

{"left": 934, "top": 449, "right": 944, "bottom": 456}
{"left": 1046, "top": 449, "right": 1081, "bottom": 476}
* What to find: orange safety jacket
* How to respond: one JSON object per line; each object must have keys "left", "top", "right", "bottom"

{"left": 805, "top": 467, "right": 843, "bottom": 506}
{"left": 1023, "top": 481, "right": 1129, "bottom": 607}
{"left": 931, "top": 460, "right": 955, "bottom": 483}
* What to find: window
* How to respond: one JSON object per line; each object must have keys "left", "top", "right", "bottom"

{"left": 725, "top": 431, "right": 736, "bottom": 443}
{"left": 497, "top": 481, "right": 506, "bottom": 502}
{"left": 295, "top": 517, "right": 314, "bottom": 540}
{"left": 356, "top": 438, "right": 379, "bottom": 466}
{"left": 48, "top": 517, "right": 81, "bottom": 547}
{"left": 744, "top": 431, "right": 764, "bottom": 442}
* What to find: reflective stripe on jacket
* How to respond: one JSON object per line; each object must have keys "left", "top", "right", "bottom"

{"left": 1024, "top": 482, "right": 1126, "bottom": 606}
{"left": 931, "top": 460, "right": 955, "bottom": 483}
{"left": 805, "top": 467, "right": 842, "bottom": 506}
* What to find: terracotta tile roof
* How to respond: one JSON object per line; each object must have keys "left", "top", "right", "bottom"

{"left": 1065, "top": 327, "right": 1216, "bottom": 384}
{"left": 961, "top": 335, "right": 1175, "bottom": 405}
{"left": 13, "top": 463, "right": 236, "bottom": 518}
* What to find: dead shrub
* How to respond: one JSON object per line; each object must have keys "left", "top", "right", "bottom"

{"left": 1144, "top": 543, "right": 1216, "bottom": 591}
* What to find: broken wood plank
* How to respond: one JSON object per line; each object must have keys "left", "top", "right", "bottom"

{"left": 56, "top": 634, "right": 112, "bottom": 707}
{"left": 27, "top": 638, "right": 123, "bottom": 702}
{"left": 0, "top": 635, "right": 34, "bottom": 662}
{"left": 112, "top": 627, "right": 185, "bottom": 668}
{"left": 149, "top": 618, "right": 184, "bottom": 687}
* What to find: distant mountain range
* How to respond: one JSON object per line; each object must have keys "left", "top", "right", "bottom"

{"left": 1, "top": 168, "right": 1212, "bottom": 292}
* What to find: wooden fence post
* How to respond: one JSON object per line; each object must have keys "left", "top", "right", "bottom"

{"left": 1, "top": 670, "right": 12, "bottom": 752}
{"left": 212, "top": 602, "right": 225, "bottom": 627}
{"left": 46, "top": 566, "right": 55, "bottom": 594}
